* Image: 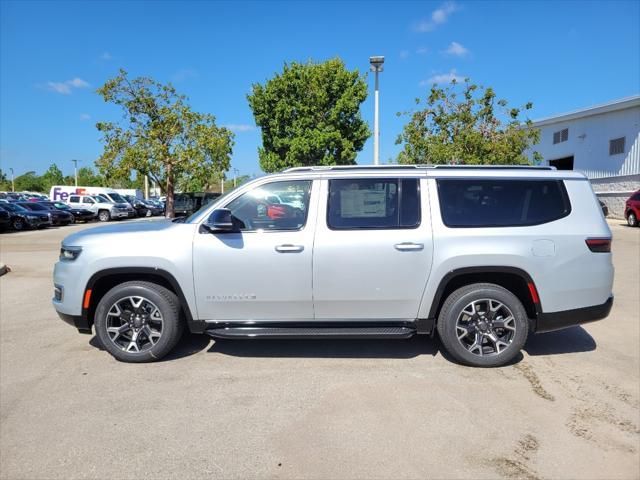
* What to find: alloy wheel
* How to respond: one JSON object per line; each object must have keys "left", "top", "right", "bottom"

{"left": 455, "top": 299, "right": 516, "bottom": 356}
{"left": 628, "top": 213, "right": 637, "bottom": 227}
{"left": 106, "top": 296, "right": 163, "bottom": 353}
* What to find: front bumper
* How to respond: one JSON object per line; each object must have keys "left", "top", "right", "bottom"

{"left": 112, "top": 209, "right": 131, "bottom": 218}
{"left": 56, "top": 311, "right": 93, "bottom": 334}
{"left": 535, "top": 296, "right": 613, "bottom": 333}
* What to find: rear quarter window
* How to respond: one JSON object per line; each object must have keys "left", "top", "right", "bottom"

{"left": 437, "top": 179, "right": 571, "bottom": 228}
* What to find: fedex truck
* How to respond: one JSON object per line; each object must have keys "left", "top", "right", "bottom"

{"left": 49, "top": 186, "right": 135, "bottom": 222}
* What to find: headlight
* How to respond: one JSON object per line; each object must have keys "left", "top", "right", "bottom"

{"left": 60, "top": 246, "right": 82, "bottom": 261}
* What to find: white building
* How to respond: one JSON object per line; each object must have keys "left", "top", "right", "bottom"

{"left": 528, "top": 95, "right": 640, "bottom": 217}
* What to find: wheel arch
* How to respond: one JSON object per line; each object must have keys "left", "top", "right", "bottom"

{"left": 82, "top": 267, "right": 199, "bottom": 333}
{"left": 426, "top": 266, "right": 541, "bottom": 329}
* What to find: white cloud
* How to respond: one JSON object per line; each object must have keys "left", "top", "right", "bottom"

{"left": 100, "top": 51, "right": 112, "bottom": 60}
{"left": 400, "top": 50, "right": 410, "bottom": 59}
{"left": 420, "top": 69, "right": 465, "bottom": 86}
{"left": 444, "top": 41, "right": 469, "bottom": 57}
{"left": 223, "top": 124, "right": 255, "bottom": 132}
{"left": 44, "top": 77, "right": 90, "bottom": 94}
{"left": 416, "top": 47, "right": 429, "bottom": 55}
{"left": 80, "top": 113, "right": 91, "bottom": 121}
{"left": 414, "top": 2, "right": 459, "bottom": 32}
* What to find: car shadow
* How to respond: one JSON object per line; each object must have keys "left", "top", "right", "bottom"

{"left": 524, "top": 326, "right": 596, "bottom": 356}
{"left": 207, "top": 334, "right": 439, "bottom": 359}
{"left": 88, "top": 332, "right": 213, "bottom": 362}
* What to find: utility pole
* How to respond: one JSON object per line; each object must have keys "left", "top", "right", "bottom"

{"left": 71, "top": 159, "right": 79, "bottom": 186}
{"left": 233, "top": 168, "right": 239, "bottom": 188}
{"left": 369, "top": 56, "right": 385, "bottom": 165}
{"left": 144, "top": 175, "right": 149, "bottom": 200}
{"left": 9, "top": 167, "right": 14, "bottom": 192}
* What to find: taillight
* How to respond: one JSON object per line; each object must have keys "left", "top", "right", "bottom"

{"left": 586, "top": 238, "right": 611, "bottom": 253}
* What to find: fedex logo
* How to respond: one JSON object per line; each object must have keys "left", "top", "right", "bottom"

{"left": 52, "top": 187, "right": 87, "bottom": 202}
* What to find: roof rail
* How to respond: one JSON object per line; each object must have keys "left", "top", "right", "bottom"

{"left": 283, "top": 164, "right": 555, "bottom": 173}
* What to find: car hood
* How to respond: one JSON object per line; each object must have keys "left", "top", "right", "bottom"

{"left": 62, "top": 219, "right": 191, "bottom": 246}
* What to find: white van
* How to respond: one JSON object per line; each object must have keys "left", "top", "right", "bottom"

{"left": 49, "top": 186, "right": 135, "bottom": 221}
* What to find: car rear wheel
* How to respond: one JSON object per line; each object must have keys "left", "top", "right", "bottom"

{"left": 94, "top": 281, "right": 184, "bottom": 363}
{"left": 627, "top": 212, "right": 638, "bottom": 227}
{"left": 69, "top": 214, "right": 76, "bottom": 224}
{"left": 98, "top": 210, "right": 111, "bottom": 222}
{"left": 437, "top": 283, "right": 529, "bottom": 367}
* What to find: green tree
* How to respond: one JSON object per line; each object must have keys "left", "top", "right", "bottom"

{"left": 77, "top": 166, "right": 104, "bottom": 187}
{"left": 40, "top": 163, "right": 64, "bottom": 191}
{"left": 0, "top": 169, "right": 12, "bottom": 191}
{"left": 247, "top": 58, "right": 370, "bottom": 172}
{"left": 14, "top": 171, "right": 44, "bottom": 192}
{"left": 96, "top": 69, "right": 234, "bottom": 217}
{"left": 396, "top": 79, "right": 541, "bottom": 165}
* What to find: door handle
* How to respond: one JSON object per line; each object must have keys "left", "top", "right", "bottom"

{"left": 394, "top": 242, "right": 424, "bottom": 251}
{"left": 275, "top": 244, "right": 304, "bottom": 253}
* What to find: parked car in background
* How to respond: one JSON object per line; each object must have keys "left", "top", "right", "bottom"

{"left": 625, "top": 189, "right": 640, "bottom": 227}
{"left": 0, "top": 202, "right": 51, "bottom": 230}
{"left": 141, "top": 199, "right": 164, "bottom": 216}
{"left": 49, "top": 202, "right": 96, "bottom": 223}
{"left": 17, "top": 202, "right": 72, "bottom": 226}
{"left": 50, "top": 186, "right": 136, "bottom": 219}
{"left": 0, "top": 207, "right": 11, "bottom": 231}
{"left": 66, "top": 194, "right": 131, "bottom": 222}
{"left": 174, "top": 192, "right": 222, "bottom": 216}
{"left": 123, "top": 195, "right": 149, "bottom": 217}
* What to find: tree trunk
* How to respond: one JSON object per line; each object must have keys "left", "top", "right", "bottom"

{"left": 165, "top": 164, "right": 175, "bottom": 218}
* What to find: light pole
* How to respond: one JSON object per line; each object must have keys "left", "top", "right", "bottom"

{"left": 233, "top": 168, "right": 239, "bottom": 188}
{"left": 71, "top": 159, "right": 79, "bottom": 186}
{"left": 9, "top": 167, "right": 14, "bottom": 192}
{"left": 369, "top": 56, "right": 384, "bottom": 165}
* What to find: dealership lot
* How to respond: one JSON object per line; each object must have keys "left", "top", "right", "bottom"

{"left": 0, "top": 221, "right": 638, "bottom": 479}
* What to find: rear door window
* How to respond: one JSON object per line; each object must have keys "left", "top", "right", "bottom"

{"left": 327, "top": 178, "right": 421, "bottom": 230}
{"left": 69, "top": 196, "right": 80, "bottom": 203}
{"left": 437, "top": 179, "right": 571, "bottom": 227}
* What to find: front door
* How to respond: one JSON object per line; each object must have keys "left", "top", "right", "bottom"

{"left": 193, "top": 179, "right": 317, "bottom": 321}
{"left": 312, "top": 177, "right": 433, "bottom": 321}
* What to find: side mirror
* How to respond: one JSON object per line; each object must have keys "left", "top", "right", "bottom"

{"left": 204, "top": 208, "right": 237, "bottom": 233}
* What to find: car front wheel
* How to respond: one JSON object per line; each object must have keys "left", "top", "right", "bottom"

{"left": 98, "top": 210, "right": 111, "bottom": 222}
{"left": 627, "top": 212, "right": 638, "bottom": 227}
{"left": 94, "top": 281, "right": 184, "bottom": 363}
{"left": 437, "top": 283, "right": 529, "bottom": 367}
{"left": 12, "top": 218, "right": 25, "bottom": 231}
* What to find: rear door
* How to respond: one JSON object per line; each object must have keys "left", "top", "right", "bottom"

{"left": 312, "top": 176, "right": 433, "bottom": 321}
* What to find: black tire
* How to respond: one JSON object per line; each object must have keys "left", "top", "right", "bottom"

{"left": 12, "top": 217, "right": 25, "bottom": 231}
{"left": 69, "top": 214, "right": 76, "bottom": 224}
{"left": 98, "top": 210, "right": 111, "bottom": 222}
{"left": 627, "top": 212, "right": 638, "bottom": 227}
{"left": 94, "top": 281, "right": 184, "bottom": 363}
{"left": 437, "top": 283, "right": 529, "bottom": 367}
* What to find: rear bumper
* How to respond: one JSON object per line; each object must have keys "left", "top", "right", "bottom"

{"left": 536, "top": 296, "right": 613, "bottom": 333}
{"left": 56, "top": 310, "right": 93, "bottom": 334}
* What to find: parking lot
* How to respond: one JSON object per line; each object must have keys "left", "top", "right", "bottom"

{"left": 0, "top": 220, "right": 638, "bottom": 480}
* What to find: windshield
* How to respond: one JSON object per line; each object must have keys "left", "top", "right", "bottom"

{"left": 2, "top": 203, "right": 28, "bottom": 213}
{"left": 108, "top": 193, "right": 127, "bottom": 203}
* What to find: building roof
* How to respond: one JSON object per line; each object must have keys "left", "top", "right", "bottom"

{"left": 531, "top": 95, "right": 640, "bottom": 127}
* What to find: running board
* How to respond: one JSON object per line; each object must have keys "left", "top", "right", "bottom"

{"left": 206, "top": 326, "right": 416, "bottom": 340}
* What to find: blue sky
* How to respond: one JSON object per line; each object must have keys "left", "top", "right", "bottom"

{"left": 1, "top": 0, "right": 639, "bottom": 179}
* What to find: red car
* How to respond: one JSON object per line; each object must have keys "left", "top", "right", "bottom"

{"left": 625, "top": 189, "right": 640, "bottom": 227}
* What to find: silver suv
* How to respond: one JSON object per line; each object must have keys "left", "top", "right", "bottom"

{"left": 52, "top": 165, "right": 614, "bottom": 367}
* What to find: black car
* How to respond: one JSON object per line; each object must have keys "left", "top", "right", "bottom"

{"left": 141, "top": 199, "right": 164, "bottom": 216}
{"left": 17, "top": 202, "right": 72, "bottom": 226}
{"left": 44, "top": 201, "right": 95, "bottom": 223}
{"left": 0, "top": 203, "right": 51, "bottom": 230}
{"left": 122, "top": 195, "right": 149, "bottom": 217}
{"left": 0, "top": 206, "right": 11, "bottom": 231}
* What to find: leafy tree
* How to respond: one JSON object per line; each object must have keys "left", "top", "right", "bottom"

{"left": 77, "top": 166, "right": 104, "bottom": 187}
{"left": 96, "top": 69, "right": 234, "bottom": 217}
{"left": 14, "top": 171, "right": 44, "bottom": 192}
{"left": 395, "top": 79, "right": 541, "bottom": 165}
{"left": 247, "top": 58, "right": 370, "bottom": 172}
{"left": 0, "top": 169, "right": 12, "bottom": 191}
{"left": 40, "top": 163, "right": 65, "bottom": 191}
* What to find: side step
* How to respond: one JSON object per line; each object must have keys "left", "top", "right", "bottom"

{"left": 206, "top": 326, "right": 416, "bottom": 340}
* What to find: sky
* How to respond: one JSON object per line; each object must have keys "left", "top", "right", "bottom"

{"left": 1, "top": 0, "right": 639, "bottom": 180}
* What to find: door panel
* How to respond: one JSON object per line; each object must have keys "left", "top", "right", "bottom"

{"left": 192, "top": 179, "right": 318, "bottom": 321}
{"left": 312, "top": 178, "right": 433, "bottom": 320}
